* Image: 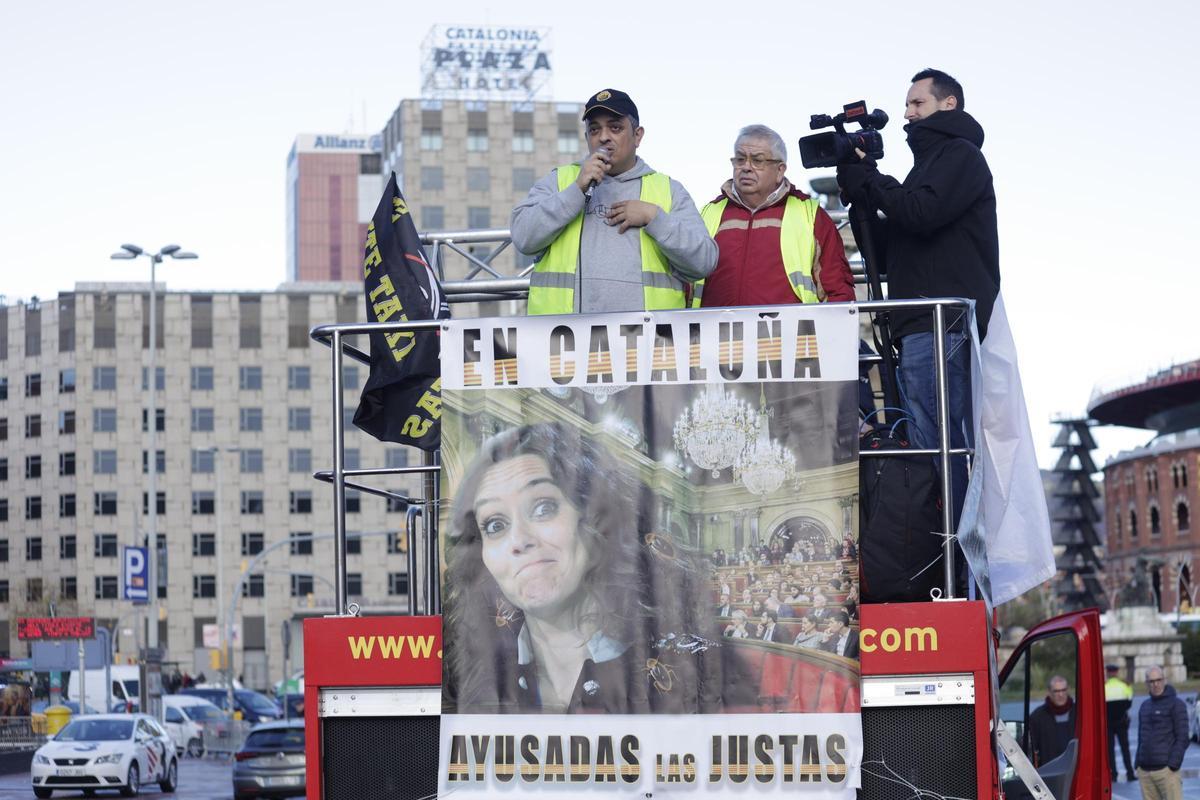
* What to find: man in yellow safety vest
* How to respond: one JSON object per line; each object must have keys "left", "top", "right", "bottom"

{"left": 512, "top": 88, "right": 715, "bottom": 315}
{"left": 1105, "top": 663, "right": 1135, "bottom": 783}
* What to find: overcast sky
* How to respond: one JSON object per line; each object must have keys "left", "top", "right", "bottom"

{"left": 2, "top": 0, "right": 1195, "bottom": 467}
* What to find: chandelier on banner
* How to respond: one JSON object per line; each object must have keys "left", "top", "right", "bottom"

{"left": 735, "top": 394, "right": 798, "bottom": 496}
{"left": 672, "top": 384, "right": 756, "bottom": 478}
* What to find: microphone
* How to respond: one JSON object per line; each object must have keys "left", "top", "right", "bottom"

{"left": 584, "top": 147, "right": 612, "bottom": 199}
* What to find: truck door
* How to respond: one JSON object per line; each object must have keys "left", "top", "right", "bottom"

{"left": 997, "top": 609, "right": 1110, "bottom": 800}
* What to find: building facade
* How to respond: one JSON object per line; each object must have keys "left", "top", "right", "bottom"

{"left": 379, "top": 98, "right": 585, "bottom": 275}
{"left": 0, "top": 286, "right": 416, "bottom": 689}
{"left": 1103, "top": 431, "right": 1199, "bottom": 612}
{"left": 286, "top": 134, "right": 384, "bottom": 282}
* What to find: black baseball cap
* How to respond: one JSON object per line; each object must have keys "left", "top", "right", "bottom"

{"left": 1105, "top": 663, "right": 1119, "bottom": 671}
{"left": 583, "top": 89, "right": 639, "bottom": 122}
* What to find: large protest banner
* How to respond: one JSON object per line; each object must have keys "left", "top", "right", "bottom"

{"left": 438, "top": 306, "right": 862, "bottom": 797}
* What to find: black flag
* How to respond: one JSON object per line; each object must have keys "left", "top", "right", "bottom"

{"left": 353, "top": 172, "right": 450, "bottom": 450}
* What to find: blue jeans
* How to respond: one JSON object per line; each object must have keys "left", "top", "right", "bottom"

{"left": 896, "top": 331, "right": 973, "bottom": 532}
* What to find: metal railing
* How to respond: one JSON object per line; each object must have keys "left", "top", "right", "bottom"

{"left": 0, "top": 717, "right": 47, "bottom": 750}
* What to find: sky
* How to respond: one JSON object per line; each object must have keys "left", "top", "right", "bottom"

{"left": 1, "top": 0, "right": 1196, "bottom": 468}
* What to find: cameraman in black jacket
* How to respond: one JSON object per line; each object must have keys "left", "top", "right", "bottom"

{"left": 837, "top": 68, "right": 999, "bottom": 541}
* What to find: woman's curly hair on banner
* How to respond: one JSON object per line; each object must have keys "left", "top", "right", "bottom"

{"left": 442, "top": 421, "right": 718, "bottom": 714}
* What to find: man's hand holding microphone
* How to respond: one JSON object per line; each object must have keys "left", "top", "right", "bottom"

{"left": 575, "top": 145, "right": 612, "bottom": 197}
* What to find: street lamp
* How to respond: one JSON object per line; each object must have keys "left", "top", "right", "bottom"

{"left": 110, "top": 244, "right": 198, "bottom": 661}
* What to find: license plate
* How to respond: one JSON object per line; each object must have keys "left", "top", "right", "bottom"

{"left": 264, "top": 775, "right": 302, "bottom": 787}
{"left": 57, "top": 768, "right": 85, "bottom": 777}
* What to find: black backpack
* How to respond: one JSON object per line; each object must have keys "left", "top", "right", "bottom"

{"left": 858, "top": 420, "right": 945, "bottom": 603}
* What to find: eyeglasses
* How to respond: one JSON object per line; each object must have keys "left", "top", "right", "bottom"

{"left": 730, "top": 154, "right": 782, "bottom": 169}
{"left": 1049, "top": 688, "right": 1069, "bottom": 694}
{"left": 1147, "top": 678, "right": 1165, "bottom": 685}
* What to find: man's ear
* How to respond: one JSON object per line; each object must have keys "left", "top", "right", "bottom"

{"left": 944, "top": 95, "right": 959, "bottom": 111}
{"left": 633, "top": 127, "right": 645, "bottom": 147}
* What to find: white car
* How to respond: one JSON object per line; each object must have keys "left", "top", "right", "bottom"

{"left": 163, "top": 694, "right": 227, "bottom": 757}
{"left": 31, "top": 713, "right": 178, "bottom": 797}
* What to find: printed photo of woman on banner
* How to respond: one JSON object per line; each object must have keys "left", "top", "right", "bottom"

{"left": 440, "top": 380, "right": 861, "bottom": 718}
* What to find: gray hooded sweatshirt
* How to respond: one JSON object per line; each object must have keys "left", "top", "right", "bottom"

{"left": 510, "top": 157, "right": 717, "bottom": 313}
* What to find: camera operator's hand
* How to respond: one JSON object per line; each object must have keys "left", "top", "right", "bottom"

{"left": 837, "top": 150, "right": 878, "bottom": 205}
{"left": 575, "top": 147, "right": 612, "bottom": 194}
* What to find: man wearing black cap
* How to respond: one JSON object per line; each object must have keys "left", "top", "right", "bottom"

{"left": 512, "top": 88, "right": 716, "bottom": 315}
{"left": 1105, "top": 663, "right": 1135, "bottom": 782}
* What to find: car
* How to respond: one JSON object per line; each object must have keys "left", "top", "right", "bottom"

{"left": 30, "top": 713, "right": 178, "bottom": 798}
{"left": 232, "top": 719, "right": 305, "bottom": 799}
{"left": 163, "top": 694, "right": 227, "bottom": 757}
{"left": 178, "top": 687, "right": 282, "bottom": 723}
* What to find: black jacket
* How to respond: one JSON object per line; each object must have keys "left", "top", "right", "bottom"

{"left": 1027, "top": 699, "right": 1076, "bottom": 767}
{"left": 839, "top": 109, "right": 1000, "bottom": 341}
{"left": 1136, "top": 685, "right": 1188, "bottom": 770}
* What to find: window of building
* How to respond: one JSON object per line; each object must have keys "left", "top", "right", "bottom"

{"left": 0, "top": 457, "right": 6, "bottom": 481}
{"left": 239, "top": 407, "right": 263, "bottom": 432}
{"left": 467, "top": 207, "right": 491, "bottom": 229}
{"left": 239, "top": 366, "right": 263, "bottom": 391}
{"left": 94, "top": 294, "right": 117, "bottom": 349}
{"left": 93, "top": 449, "right": 117, "bottom": 474}
{"left": 466, "top": 167, "right": 490, "bottom": 192}
{"left": 192, "top": 532, "right": 216, "bottom": 557}
{"left": 60, "top": 576, "right": 77, "bottom": 600}
{"left": 0, "top": 538, "right": 6, "bottom": 561}
{"left": 287, "top": 366, "right": 310, "bottom": 390}
{"left": 290, "top": 574, "right": 314, "bottom": 597}
{"left": 1150, "top": 504, "right": 1162, "bottom": 535}
{"left": 26, "top": 536, "right": 43, "bottom": 561}
{"left": 287, "top": 407, "right": 311, "bottom": 432}
{"left": 341, "top": 366, "right": 360, "bottom": 390}
{"left": 191, "top": 408, "right": 214, "bottom": 432}
{"left": 1178, "top": 501, "right": 1190, "bottom": 533}
{"left": 346, "top": 572, "right": 363, "bottom": 596}
{"left": 1130, "top": 508, "right": 1139, "bottom": 539}
{"left": 142, "top": 491, "right": 166, "bottom": 515}
{"left": 191, "top": 366, "right": 214, "bottom": 391}
{"left": 59, "top": 368, "right": 76, "bottom": 394}
{"left": 421, "top": 206, "right": 445, "bottom": 231}
{"left": 192, "top": 491, "right": 215, "bottom": 515}
{"left": 191, "top": 295, "right": 213, "bottom": 348}
{"left": 60, "top": 534, "right": 76, "bottom": 560}
{"left": 239, "top": 295, "right": 262, "bottom": 348}
{"left": 0, "top": 580, "right": 7, "bottom": 603}
{"left": 346, "top": 534, "right": 361, "bottom": 555}
{"left": 142, "top": 408, "right": 165, "bottom": 432}
{"left": 27, "top": 577, "right": 43, "bottom": 602}
{"left": 241, "top": 491, "right": 263, "bottom": 514}
{"left": 141, "top": 367, "right": 165, "bottom": 391}
{"left": 59, "top": 451, "right": 75, "bottom": 476}
{"left": 94, "top": 491, "right": 118, "bottom": 516}
{"left": 287, "top": 294, "right": 310, "bottom": 349}
{"left": 512, "top": 130, "right": 534, "bottom": 153}
{"left": 0, "top": 417, "right": 7, "bottom": 441}
{"left": 557, "top": 131, "right": 582, "bottom": 154}
{"left": 289, "top": 531, "right": 313, "bottom": 556}
{"left": 344, "top": 448, "right": 360, "bottom": 470}
{"left": 26, "top": 372, "right": 41, "bottom": 397}
{"left": 59, "top": 410, "right": 75, "bottom": 435}
{"left": 242, "top": 574, "right": 265, "bottom": 598}
{"left": 240, "top": 449, "right": 263, "bottom": 473}
{"left": 466, "top": 129, "right": 489, "bottom": 152}
{"left": 241, "top": 531, "right": 264, "bottom": 556}
{"left": 419, "top": 129, "right": 443, "bottom": 150}
{"left": 25, "top": 413, "right": 41, "bottom": 438}
{"left": 58, "top": 294, "right": 76, "bottom": 353}
{"left": 289, "top": 491, "right": 313, "bottom": 514}
{"left": 94, "top": 533, "right": 118, "bottom": 558}
{"left": 94, "top": 408, "right": 117, "bottom": 433}
{"left": 192, "top": 575, "right": 217, "bottom": 598}
{"left": 388, "top": 572, "right": 409, "bottom": 596}
{"left": 25, "top": 454, "right": 41, "bottom": 479}
{"left": 288, "top": 448, "right": 311, "bottom": 474}
{"left": 345, "top": 490, "right": 361, "bottom": 514}
{"left": 385, "top": 448, "right": 409, "bottom": 470}
{"left": 59, "top": 493, "right": 75, "bottom": 518}
{"left": 93, "top": 366, "right": 117, "bottom": 391}
{"left": 420, "top": 166, "right": 444, "bottom": 190}
{"left": 386, "top": 496, "right": 407, "bottom": 513}
{"left": 142, "top": 449, "right": 165, "bottom": 475}
{"left": 95, "top": 575, "right": 119, "bottom": 599}
{"left": 25, "top": 496, "right": 41, "bottom": 520}
{"left": 512, "top": 167, "right": 536, "bottom": 194}
{"left": 0, "top": 377, "right": 6, "bottom": 400}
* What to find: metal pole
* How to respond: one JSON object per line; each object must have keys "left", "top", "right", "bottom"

{"left": 406, "top": 506, "right": 421, "bottom": 615}
{"left": 424, "top": 449, "right": 441, "bottom": 614}
{"left": 331, "top": 330, "right": 348, "bottom": 615}
{"left": 932, "top": 304, "right": 956, "bottom": 599}
{"left": 78, "top": 638, "right": 87, "bottom": 715}
{"left": 215, "top": 448, "right": 234, "bottom": 716}
{"left": 147, "top": 256, "right": 159, "bottom": 650}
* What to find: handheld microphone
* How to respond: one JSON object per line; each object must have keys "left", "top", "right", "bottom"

{"left": 584, "top": 147, "right": 612, "bottom": 199}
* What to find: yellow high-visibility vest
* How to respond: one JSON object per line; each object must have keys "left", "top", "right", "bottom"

{"left": 691, "top": 195, "right": 820, "bottom": 307}
{"left": 527, "top": 164, "right": 683, "bottom": 315}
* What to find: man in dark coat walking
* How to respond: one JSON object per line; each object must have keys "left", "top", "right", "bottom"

{"left": 1136, "top": 665, "right": 1187, "bottom": 800}
{"left": 837, "top": 68, "right": 999, "bottom": 551}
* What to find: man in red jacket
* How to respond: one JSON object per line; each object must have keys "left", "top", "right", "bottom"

{"left": 695, "top": 124, "right": 854, "bottom": 307}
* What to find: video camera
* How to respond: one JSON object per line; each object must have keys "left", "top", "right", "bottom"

{"left": 798, "top": 101, "right": 888, "bottom": 169}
